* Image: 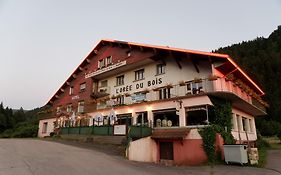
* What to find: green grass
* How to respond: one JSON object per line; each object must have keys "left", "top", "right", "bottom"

{"left": 264, "top": 136, "right": 281, "bottom": 150}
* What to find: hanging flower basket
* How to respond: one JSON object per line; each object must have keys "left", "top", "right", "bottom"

{"left": 179, "top": 80, "right": 186, "bottom": 86}
{"left": 166, "top": 83, "right": 173, "bottom": 89}
{"left": 193, "top": 77, "right": 202, "bottom": 83}
{"left": 225, "top": 74, "right": 234, "bottom": 81}
{"left": 124, "top": 93, "right": 131, "bottom": 97}
{"left": 208, "top": 75, "right": 218, "bottom": 81}
{"left": 153, "top": 87, "right": 161, "bottom": 91}
{"left": 141, "top": 88, "right": 150, "bottom": 93}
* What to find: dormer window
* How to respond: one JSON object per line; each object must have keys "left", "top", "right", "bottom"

{"left": 98, "top": 56, "right": 112, "bottom": 69}
{"left": 98, "top": 59, "right": 105, "bottom": 68}
{"left": 106, "top": 56, "right": 112, "bottom": 65}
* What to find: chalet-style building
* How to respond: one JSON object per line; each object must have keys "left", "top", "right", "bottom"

{"left": 38, "top": 39, "right": 267, "bottom": 165}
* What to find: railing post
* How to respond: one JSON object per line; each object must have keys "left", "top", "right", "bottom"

{"left": 78, "top": 120, "right": 81, "bottom": 135}
{"left": 92, "top": 118, "right": 95, "bottom": 135}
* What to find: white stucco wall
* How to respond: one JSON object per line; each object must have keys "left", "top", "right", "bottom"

{"left": 97, "top": 57, "right": 212, "bottom": 107}
{"left": 38, "top": 118, "right": 56, "bottom": 138}
{"left": 128, "top": 136, "right": 157, "bottom": 163}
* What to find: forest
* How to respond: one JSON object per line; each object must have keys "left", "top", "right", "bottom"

{"left": 0, "top": 26, "right": 280, "bottom": 138}
{"left": 216, "top": 26, "right": 281, "bottom": 136}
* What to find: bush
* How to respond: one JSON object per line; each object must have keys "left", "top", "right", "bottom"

{"left": 277, "top": 130, "right": 281, "bottom": 142}
{"left": 50, "top": 132, "right": 56, "bottom": 137}
{"left": 0, "top": 129, "right": 13, "bottom": 138}
{"left": 12, "top": 124, "right": 38, "bottom": 138}
{"left": 256, "top": 131, "right": 270, "bottom": 148}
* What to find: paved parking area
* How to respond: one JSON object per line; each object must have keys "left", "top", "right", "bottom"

{"left": 0, "top": 139, "right": 280, "bottom": 175}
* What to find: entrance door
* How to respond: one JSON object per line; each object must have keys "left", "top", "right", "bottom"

{"left": 160, "top": 142, "right": 174, "bottom": 160}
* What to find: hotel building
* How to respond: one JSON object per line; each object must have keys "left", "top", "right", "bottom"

{"left": 38, "top": 39, "right": 267, "bottom": 165}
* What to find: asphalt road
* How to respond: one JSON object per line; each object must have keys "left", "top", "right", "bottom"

{"left": 0, "top": 139, "right": 280, "bottom": 175}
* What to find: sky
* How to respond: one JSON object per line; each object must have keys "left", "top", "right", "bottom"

{"left": 0, "top": 0, "right": 280, "bottom": 110}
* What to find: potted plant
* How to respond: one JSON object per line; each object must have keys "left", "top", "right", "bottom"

{"left": 179, "top": 80, "right": 186, "bottom": 86}
{"left": 166, "top": 83, "right": 173, "bottom": 89}
{"left": 124, "top": 93, "right": 131, "bottom": 97}
{"left": 153, "top": 87, "right": 161, "bottom": 91}
{"left": 225, "top": 74, "right": 234, "bottom": 81}
{"left": 208, "top": 75, "right": 218, "bottom": 81}
{"left": 193, "top": 77, "right": 202, "bottom": 83}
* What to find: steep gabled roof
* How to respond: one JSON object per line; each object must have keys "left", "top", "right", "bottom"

{"left": 46, "top": 39, "right": 265, "bottom": 106}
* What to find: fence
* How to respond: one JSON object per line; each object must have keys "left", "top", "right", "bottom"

{"left": 60, "top": 125, "right": 152, "bottom": 138}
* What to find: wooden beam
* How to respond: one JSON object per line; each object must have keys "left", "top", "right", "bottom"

{"left": 170, "top": 51, "right": 182, "bottom": 69}
{"left": 191, "top": 57, "right": 200, "bottom": 73}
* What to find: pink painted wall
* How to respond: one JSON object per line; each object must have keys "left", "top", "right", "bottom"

{"left": 173, "top": 139, "right": 208, "bottom": 165}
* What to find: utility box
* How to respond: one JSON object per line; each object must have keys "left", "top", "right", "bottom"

{"left": 223, "top": 144, "right": 248, "bottom": 165}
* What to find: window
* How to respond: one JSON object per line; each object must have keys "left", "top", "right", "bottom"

{"left": 69, "top": 86, "right": 74, "bottom": 95}
{"left": 116, "top": 95, "right": 125, "bottom": 105}
{"left": 56, "top": 106, "right": 61, "bottom": 113}
{"left": 100, "top": 80, "right": 108, "bottom": 87}
{"left": 98, "top": 59, "right": 105, "bottom": 68}
{"left": 135, "top": 69, "right": 144, "bottom": 81}
{"left": 186, "top": 82, "right": 203, "bottom": 94}
{"left": 116, "top": 75, "right": 124, "bottom": 86}
{"left": 237, "top": 114, "right": 242, "bottom": 131}
{"left": 156, "top": 64, "right": 165, "bottom": 75}
{"left": 66, "top": 104, "right": 72, "bottom": 113}
{"left": 186, "top": 106, "right": 208, "bottom": 126}
{"left": 153, "top": 109, "right": 179, "bottom": 127}
{"left": 78, "top": 101, "right": 85, "bottom": 113}
{"left": 136, "top": 112, "right": 148, "bottom": 126}
{"left": 106, "top": 56, "right": 112, "bottom": 65}
{"left": 242, "top": 117, "right": 249, "bottom": 132}
{"left": 159, "top": 88, "right": 171, "bottom": 100}
{"left": 249, "top": 118, "right": 254, "bottom": 132}
{"left": 80, "top": 83, "right": 86, "bottom": 92}
{"left": 42, "top": 122, "right": 48, "bottom": 133}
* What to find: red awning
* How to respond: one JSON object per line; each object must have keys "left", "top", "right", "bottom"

{"left": 151, "top": 128, "right": 190, "bottom": 140}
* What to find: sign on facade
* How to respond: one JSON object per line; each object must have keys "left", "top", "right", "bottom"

{"left": 113, "top": 125, "right": 126, "bottom": 135}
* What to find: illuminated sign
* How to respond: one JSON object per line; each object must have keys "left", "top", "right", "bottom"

{"left": 85, "top": 61, "right": 127, "bottom": 78}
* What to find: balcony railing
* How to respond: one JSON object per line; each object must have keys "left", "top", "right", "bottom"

{"left": 92, "top": 78, "right": 266, "bottom": 113}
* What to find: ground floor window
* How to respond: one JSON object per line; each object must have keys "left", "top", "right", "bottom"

{"left": 136, "top": 112, "right": 148, "bottom": 126}
{"left": 42, "top": 122, "right": 48, "bottom": 133}
{"left": 116, "top": 113, "right": 132, "bottom": 126}
{"left": 186, "top": 106, "right": 208, "bottom": 126}
{"left": 153, "top": 109, "right": 179, "bottom": 127}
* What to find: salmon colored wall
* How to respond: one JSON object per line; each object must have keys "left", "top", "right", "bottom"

{"left": 173, "top": 139, "right": 208, "bottom": 165}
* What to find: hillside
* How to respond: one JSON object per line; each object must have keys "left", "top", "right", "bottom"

{"left": 215, "top": 26, "right": 281, "bottom": 124}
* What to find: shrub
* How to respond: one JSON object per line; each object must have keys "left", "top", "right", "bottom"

{"left": 199, "top": 126, "right": 217, "bottom": 163}
{"left": 256, "top": 131, "right": 270, "bottom": 148}
{"left": 277, "top": 130, "right": 281, "bottom": 142}
{"left": 0, "top": 129, "right": 13, "bottom": 138}
{"left": 12, "top": 124, "right": 38, "bottom": 138}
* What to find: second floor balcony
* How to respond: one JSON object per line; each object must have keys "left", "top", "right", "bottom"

{"left": 94, "top": 77, "right": 267, "bottom": 115}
